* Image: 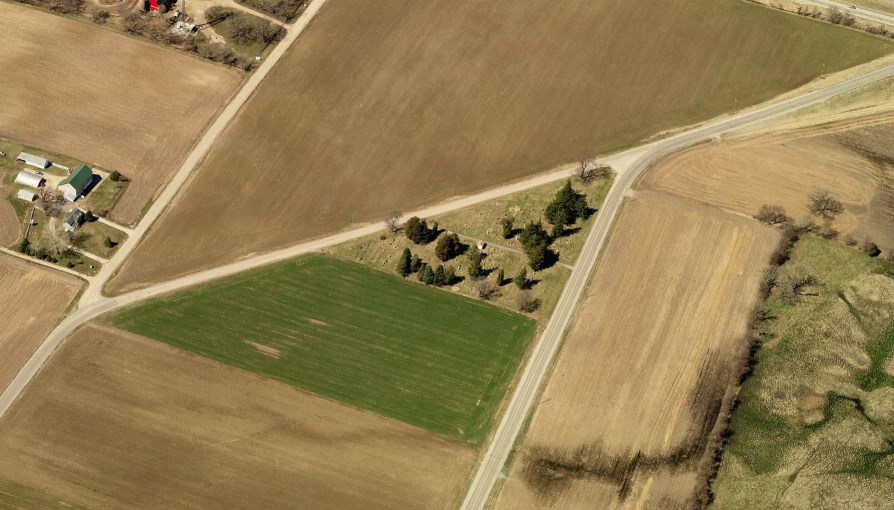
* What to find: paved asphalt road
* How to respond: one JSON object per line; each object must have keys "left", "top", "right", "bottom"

{"left": 797, "top": 0, "right": 894, "bottom": 25}
{"left": 458, "top": 62, "right": 894, "bottom": 510}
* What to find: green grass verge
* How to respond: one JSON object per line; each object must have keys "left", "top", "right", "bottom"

{"left": 108, "top": 254, "right": 536, "bottom": 443}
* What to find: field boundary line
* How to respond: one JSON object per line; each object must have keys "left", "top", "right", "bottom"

{"left": 0, "top": 248, "right": 92, "bottom": 282}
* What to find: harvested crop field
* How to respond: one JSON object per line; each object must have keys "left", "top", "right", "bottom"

{"left": 107, "top": 0, "right": 892, "bottom": 293}
{"left": 0, "top": 324, "right": 474, "bottom": 510}
{"left": 0, "top": 2, "right": 240, "bottom": 224}
{"left": 712, "top": 236, "right": 894, "bottom": 509}
{"left": 108, "top": 255, "right": 536, "bottom": 442}
{"left": 494, "top": 191, "right": 778, "bottom": 509}
{"left": 0, "top": 254, "right": 82, "bottom": 393}
{"left": 643, "top": 119, "right": 894, "bottom": 253}
{"left": 0, "top": 195, "right": 17, "bottom": 246}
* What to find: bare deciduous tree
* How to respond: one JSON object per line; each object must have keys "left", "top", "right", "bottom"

{"left": 473, "top": 280, "right": 498, "bottom": 301}
{"left": 44, "top": 227, "right": 85, "bottom": 258}
{"left": 39, "top": 189, "right": 66, "bottom": 218}
{"left": 384, "top": 210, "right": 402, "bottom": 233}
{"left": 755, "top": 204, "right": 789, "bottom": 226}
{"left": 575, "top": 151, "right": 595, "bottom": 182}
{"left": 807, "top": 189, "right": 843, "bottom": 221}
{"left": 516, "top": 290, "right": 540, "bottom": 312}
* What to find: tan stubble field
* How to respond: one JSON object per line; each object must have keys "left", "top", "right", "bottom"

{"left": 0, "top": 2, "right": 241, "bottom": 224}
{"left": 495, "top": 191, "right": 778, "bottom": 509}
{"left": 105, "top": 0, "right": 892, "bottom": 293}
{"left": 0, "top": 323, "right": 475, "bottom": 510}
{"left": 0, "top": 254, "right": 83, "bottom": 393}
{"left": 643, "top": 118, "right": 894, "bottom": 253}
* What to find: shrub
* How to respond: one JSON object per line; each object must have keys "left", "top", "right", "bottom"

{"left": 501, "top": 217, "right": 514, "bottom": 239}
{"left": 434, "top": 232, "right": 462, "bottom": 261}
{"left": 516, "top": 290, "right": 540, "bottom": 313}
{"left": 404, "top": 216, "right": 435, "bottom": 244}
{"left": 755, "top": 204, "right": 789, "bottom": 226}
{"left": 87, "top": 6, "right": 109, "bottom": 23}
{"left": 467, "top": 247, "right": 485, "bottom": 279}
{"left": 862, "top": 239, "right": 881, "bottom": 257}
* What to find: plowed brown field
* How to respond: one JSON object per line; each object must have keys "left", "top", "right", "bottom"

{"left": 106, "top": 0, "right": 892, "bottom": 293}
{"left": 0, "top": 196, "right": 17, "bottom": 246}
{"left": 0, "top": 324, "right": 475, "bottom": 510}
{"left": 0, "top": 254, "right": 82, "bottom": 393}
{"left": 643, "top": 119, "right": 894, "bottom": 253}
{"left": 494, "top": 191, "right": 778, "bottom": 509}
{"left": 0, "top": 2, "right": 240, "bottom": 224}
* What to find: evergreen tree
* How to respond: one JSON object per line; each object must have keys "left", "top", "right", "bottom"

{"left": 434, "top": 265, "right": 446, "bottom": 286}
{"left": 410, "top": 254, "right": 423, "bottom": 273}
{"left": 518, "top": 221, "right": 553, "bottom": 270}
{"left": 467, "top": 247, "right": 485, "bottom": 279}
{"left": 443, "top": 266, "right": 456, "bottom": 285}
{"left": 397, "top": 248, "right": 412, "bottom": 277}
{"left": 514, "top": 268, "right": 528, "bottom": 289}
{"left": 417, "top": 264, "right": 435, "bottom": 285}
{"left": 545, "top": 180, "right": 588, "bottom": 232}
{"left": 496, "top": 268, "right": 505, "bottom": 286}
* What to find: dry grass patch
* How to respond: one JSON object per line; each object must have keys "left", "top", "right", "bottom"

{"left": 0, "top": 253, "right": 82, "bottom": 392}
{"left": 712, "top": 236, "right": 894, "bottom": 509}
{"left": 495, "top": 191, "right": 778, "bottom": 509}
{"left": 643, "top": 119, "right": 894, "bottom": 253}
{"left": 0, "top": 2, "right": 240, "bottom": 224}
{"left": 0, "top": 323, "right": 475, "bottom": 510}
{"left": 106, "top": 0, "right": 892, "bottom": 293}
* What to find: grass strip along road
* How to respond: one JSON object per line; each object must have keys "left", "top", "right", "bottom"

{"left": 108, "top": 255, "right": 536, "bottom": 444}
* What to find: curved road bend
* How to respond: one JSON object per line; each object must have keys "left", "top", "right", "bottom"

{"left": 458, "top": 62, "right": 894, "bottom": 510}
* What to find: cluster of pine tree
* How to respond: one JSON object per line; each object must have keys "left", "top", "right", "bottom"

{"left": 397, "top": 247, "right": 456, "bottom": 286}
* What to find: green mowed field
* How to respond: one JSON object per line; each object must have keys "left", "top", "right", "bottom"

{"left": 108, "top": 255, "right": 536, "bottom": 443}
{"left": 712, "top": 236, "right": 894, "bottom": 509}
{"left": 109, "top": 0, "right": 894, "bottom": 293}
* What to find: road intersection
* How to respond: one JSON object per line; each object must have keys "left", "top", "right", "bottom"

{"left": 0, "top": 5, "right": 893, "bottom": 506}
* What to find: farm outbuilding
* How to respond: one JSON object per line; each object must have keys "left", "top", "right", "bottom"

{"left": 14, "top": 170, "right": 44, "bottom": 188}
{"left": 16, "top": 189, "right": 38, "bottom": 202}
{"left": 63, "top": 209, "right": 85, "bottom": 232}
{"left": 59, "top": 165, "right": 93, "bottom": 201}
{"left": 16, "top": 152, "right": 51, "bottom": 169}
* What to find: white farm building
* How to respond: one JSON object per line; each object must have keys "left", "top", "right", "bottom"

{"left": 16, "top": 189, "right": 37, "bottom": 202}
{"left": 14, "top": 170, "right": 44, "bottom": 188}
{"left": 16, "top": 152, "right": 51, "bottom": 169}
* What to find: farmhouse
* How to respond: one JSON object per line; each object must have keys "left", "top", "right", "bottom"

{"left": 16, "top": 190, "right": 37, "bottom": 202}
{"left": 59, "top": 165, "right": 92, "bottom": 201}
{"left": 14, "top": 170, "right": 44, "bottom": 188}
{"left": 16, "top": 152, "right": 51, "bottom": 169}
{"left": 62, "top": 209, "right": 85, "bottom": 232}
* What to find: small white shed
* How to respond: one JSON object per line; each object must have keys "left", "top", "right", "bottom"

{"left": 16, "top": 152, "right": 51, "bottom": 169}
{"left": 14, "top": 170, "right": 44, "bottom": 188}
{"left": 16, "top": 189, "right": 37, "bottom": 202}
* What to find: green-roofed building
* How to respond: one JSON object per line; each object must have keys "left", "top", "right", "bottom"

{"left": 59, "top": 164, "right": 93, "bottom": 201}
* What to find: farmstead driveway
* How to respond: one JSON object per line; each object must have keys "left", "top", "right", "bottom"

{"left": 2, "top": 63, "right": 892, "bottom": 427}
